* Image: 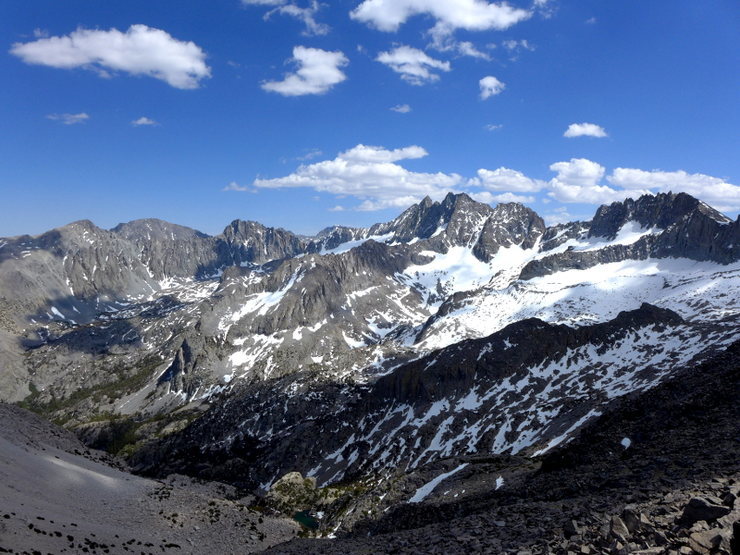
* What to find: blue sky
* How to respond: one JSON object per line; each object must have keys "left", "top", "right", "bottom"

{"left": 2, "top": 0, "right": 738, "bottom": 237}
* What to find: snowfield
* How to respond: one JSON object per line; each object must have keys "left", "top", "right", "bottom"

{"left": 418, "top": 258, "right": 740, "bottom": 351}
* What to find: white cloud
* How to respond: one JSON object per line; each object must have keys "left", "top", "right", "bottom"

{"left": 262, "top": 46, "right": 348, "bottom": 96}
{"left": 46, "top": 112, "right": 89, "bottom": 125}
{"left": 10, "top": 25, "right": 211, "bottom": 89}
{"left": 390, "top": 104, "right": 412, "bottom": 113}
{"left": 131, "top": 116, "right": 157, "bottom": 126}
{"left": 548, "top": 158, "right": 650, "bottom": 204}
{"left": 455, "top": 41, "right": 491, "bottom": 59}
{"left": 608, "top": 168, "right": 740, "bottom": 212}
{"left": 270, "top": 2, "right": 329, "bottom": 36}
{"left": 471, "top": 191, "right": 535, "bottom": 204}
{"left": 297, "top": 148, "right": 323, "bottom": 161}
{"left": 355, "top": 196, "right": 434, "bottom": 211}
{"left": 338, "top": 144, "right": 427, "bottom": 163}
{"left": 472, "top": 157, "right": 740, "bottom": 211}
{"left": 428, "top": 32, "right": 491, "bottom": 60}
{"left": 473, "top": 167, "right": 545, "bottom": 192}
{"left": 533, "top": 0, "right": 555, "bottom": 18}
{"left": 542, "top": 206, "right": 572, "bottom": 226}
{"left": 223, "top": 181, "right": 255, "bottom": 192}
{"left": 503, "top": 39, "right": 534, "bottom": 51}
{"left": 502, "top": 39, "right": 535, "bottom": 60}
{"left": 248, "top": 0, "right": 330, "bottom": 36}
{"left": 483, "top": 123, "right": 503, "bottom": 131}
{"left": 351, "top": 0, "right": 531, "bottom": 33}
{"left": 377, "top": 46, "right": 451, "bottom": 85}
{"left": 563, "top": 122, "right": 608, "bottom": 138}
{"left": 551, "top": 158, "right": 605, "bottom": 186}
{"left": 252, "top": 144, "right": 463, "bottom": 210}
{"left": 479, "top": 75, "right": 505, "bottom": 99}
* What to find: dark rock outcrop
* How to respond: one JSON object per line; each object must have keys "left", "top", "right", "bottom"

{"left": 521, "top": 192, "right": 739, "bottom": 279}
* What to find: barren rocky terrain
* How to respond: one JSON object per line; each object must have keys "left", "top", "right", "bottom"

{"left": 0, "top": 403, "right": 298, "bottom": 554}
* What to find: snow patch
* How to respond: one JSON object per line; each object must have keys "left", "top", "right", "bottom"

{"left": 408, "top": 463, "right": 468, "bottom": 503}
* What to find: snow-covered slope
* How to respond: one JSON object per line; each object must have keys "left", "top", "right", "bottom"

{"left": 417, "top": 257, "right": 740, "bottom": 350}
{"left": 133, "top": 303, "right": 739, "bottom": 489}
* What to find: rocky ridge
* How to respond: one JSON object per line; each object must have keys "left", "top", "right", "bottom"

{"left": 130, "top": 302, "right": 735, "bottom": 492}
{"left": 264, "top": 338, "right": 740, "bottom": 554}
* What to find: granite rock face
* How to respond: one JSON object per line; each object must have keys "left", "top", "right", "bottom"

{"left": 521, "top": 193, "right": 739, "bottom": 278}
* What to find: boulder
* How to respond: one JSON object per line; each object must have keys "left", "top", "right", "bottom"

{"left": 609, "top": 515, "right": 630, "bottom": 542}
{"left": 679, "top": 496, "right": 731, "bottom": 526}
{"left": 688, "top": 529, "right": 723, "bottom": 554}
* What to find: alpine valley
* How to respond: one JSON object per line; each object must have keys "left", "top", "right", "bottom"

{"left": 1, "top": 191, "right": 739, "bottom": 554}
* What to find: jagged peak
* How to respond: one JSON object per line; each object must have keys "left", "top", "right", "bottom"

{"left": 441, "top": 192, "right": 478, "bottom": 210}
{"left": 225, "top": 219, "right": 265, "bottom": 230}
{"left": 61, "top": 219, "right": 99, "bottom": 232}
{"left": 314, "top": 225, "right": 361, "bottom": 239}
{"left": 490, "top": 201, "right": 541, "bottom": 219}
{"left": 112, "top": 218, "right": 210, "bottom": 239}
{"left": 589, "top": 191, "right": 731, "bottom": 239}
{"left": 222, "top": 219, "right": 299, "bottom": 239}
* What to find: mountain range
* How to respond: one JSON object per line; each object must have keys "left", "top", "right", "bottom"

{"left": 0, "top": 191, "right": 738, "bottom": 553}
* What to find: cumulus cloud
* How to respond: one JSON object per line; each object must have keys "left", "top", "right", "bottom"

{"left": 483, "top": 123, "right": 503, "bottom": 131}
{"left": 547, "top": 158, "right": 647, "bottom": 204}
{"left": 472, "top": 157, "right": 740, "bottom": 211}
{"left": 131, "top": 116, "right": 157, "bottom": 126}
{"left": 46, "top": 112, "right": 89, "bottom": 125}
{"left": 479, "top": 75, "right": 505, "bottom": 99}
{"left": 377, "top": 46, "right": 451, "bottom": 85}
{"left": 350, "top": 0, "right": 531, "bottom": 33}
{"left": 563, "top": 122, "right": 608, "bottom": 138}
{"left": 551, "top": 158, "right": 605, "bottom": 187}
{"left": 472, "top": 167, "right": 545, "bottom": 192}
{"left": 252, "top": 144, "right": 463, "bottom": 210}
{"left": 608, "top": 168, "right": 740, "bottom": 212}
{"left": 250, "top": 145, "right": 740, "bottom": 214}
{"left": 262, "top": 46, "right": 348, "bottom": 96}
{"left": 10, "top": 25, "right": 210, "bottom": 89}
{"left": 390, "top": 103, "right": 412, "bottom": 113}
{"left": 542, "top": 206, "right": 572, "bottom": 226}
{"left": 336, "top": 144, "right": 428, "bottom": 163}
